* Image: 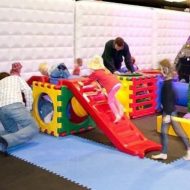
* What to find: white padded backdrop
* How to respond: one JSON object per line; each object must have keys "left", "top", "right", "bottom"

{"left": 75, "top": 1, "right": 190, "bottom": 69}
{"left": 0, "top": 0, "right": 190, "bottom": 75}
{"left": 0, "top": 0, "right": 75, "bottom": 79}
{"left": 154, "top": 8, "right": 190, "bottom": 64}
{"left": 0, "top": 0, "right": 190, "bottom": 129}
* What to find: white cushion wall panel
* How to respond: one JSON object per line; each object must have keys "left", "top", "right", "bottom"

{"left": 0, "top": 0, "right": 74, "bottom": 10}
{"left": 155, "top": 9, "right": 190, "bottom": 67}
{"left": 75, "top": 1, "right": 155, "bottom": 70}
{"left": 0, "top": 0, "right": 75, "bottom": 78}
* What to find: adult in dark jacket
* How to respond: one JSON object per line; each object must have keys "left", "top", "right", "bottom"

{"left": 102, "top": 37, "right": 135, "bottom": 74}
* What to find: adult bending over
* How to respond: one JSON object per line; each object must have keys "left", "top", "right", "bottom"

{"left": 0, "top": 72, "right": 39, "bottom": 155}
{"left": 102, "top": 37, "right": 135, "bottom": 74}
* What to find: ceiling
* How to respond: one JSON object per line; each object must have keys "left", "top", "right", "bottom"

{"left": 102, "top": 0, "right": 190, "bottom": 11}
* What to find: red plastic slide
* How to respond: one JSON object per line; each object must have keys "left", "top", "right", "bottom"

{"left": 58, "top": 78, "right": 161, "bottom": 158}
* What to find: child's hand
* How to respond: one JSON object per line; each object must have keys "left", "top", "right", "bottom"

{"left": 163, "top": 115, "right": 171, "bottom": 123}
{"left": 114, "top": 71, "right": 121, "bottom": 75}
{"left": 78, "top": 81, "right": 84, "bottom": 86}
{"left": 102, "top": 88, "right": 107, "bottom": 95}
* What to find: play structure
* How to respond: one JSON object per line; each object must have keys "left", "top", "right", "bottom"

{"left": 117, "top": 74, "right": 157, "bottom": 118}
{"left": 30, "top": 76, "right": 95, "bottom": 137}
{"left": 30, "top": 76, "right": 161, "bottom": 158}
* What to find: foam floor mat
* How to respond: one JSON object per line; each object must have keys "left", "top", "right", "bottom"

{"left": 8, "top": 134, "right": 190, "bottom": 190}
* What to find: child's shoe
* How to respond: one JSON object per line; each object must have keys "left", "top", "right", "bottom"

{"left": 183, "top": 150, "right": 190, "bottom": 160}
{"left": 151, "top": 153, "right": 167, "bottom": 160}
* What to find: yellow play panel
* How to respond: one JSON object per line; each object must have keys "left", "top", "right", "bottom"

{"left": 157, "top": 115, "right": 190, "bottom": 138}
{"left": 32, "top": 81, "right": 62, "bottom": 136}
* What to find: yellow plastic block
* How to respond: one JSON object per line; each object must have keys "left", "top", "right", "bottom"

{"left": 117, "top": 79, "right": 133, "bottom": 116}
{"left": 157, "top": 115, "right": 190, "bottom": 138}
{"left": 32, "top": 82, "right": 62, "bottom": 136}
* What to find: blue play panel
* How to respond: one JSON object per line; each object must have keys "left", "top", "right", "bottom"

{"left": 8, "top": 134, "right": 190, "bottom": 190}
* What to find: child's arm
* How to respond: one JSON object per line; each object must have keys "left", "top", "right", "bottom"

{"left": 19, "top": 77, "right": 33, "bottom": 111}
{"left": 78, "top": 78, "right": 94, "bottom": 87}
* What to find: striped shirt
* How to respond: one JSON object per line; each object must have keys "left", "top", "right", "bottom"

{"left": 0, "top": 75, "right": 33, "bottom": 111}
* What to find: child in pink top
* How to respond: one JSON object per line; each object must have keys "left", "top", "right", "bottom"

{"left": 72, "top": 58, "right": 83, "bottom": 76}
{"left": 87, "top": 55, "right": 124, "bottom": 123}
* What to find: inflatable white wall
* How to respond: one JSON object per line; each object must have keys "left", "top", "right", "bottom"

{"left": 154, "top": 8, "right": 190, "bottom": 65}
{"left": 75, "top": 1, "right": 155, "bottom": 70}
{"left": 0, "top": 0, "right": 190, "bottom": 77}
{"left": 75, "top": 1, "right": 190, "bottom": 69}
{"left": 0, "top": 0, "right": 75, "bottom": 79}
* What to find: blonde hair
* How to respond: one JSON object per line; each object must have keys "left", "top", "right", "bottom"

{"left": 39, "top": 63, "right": 48, "bottom": 75}
{"left": 159, "top": 59, "right": 173, "bottom": 78}
{"left": 87, "top": 55, "right": 105, "bottom": 70}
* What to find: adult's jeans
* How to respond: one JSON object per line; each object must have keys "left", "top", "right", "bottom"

{"left": 161, "top": 112, "right": 190, "bottom": 153}
{"left": 0, "top": 103, "right": 39, "bottom": 147}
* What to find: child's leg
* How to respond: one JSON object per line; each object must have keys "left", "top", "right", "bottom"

{"left": 171, "top": 117, "right": 190, "bottom": 160}
{"left": 152, "top": 115, "right": 169, "bottom": 160}
{"left": 109, "top": 97, "right": 124, "bottom": 118}
{"left": 108, "top": 99, "right": 120, "bottom": 118}
{"left": 1, "top": 103, "right": 38, "bottom": 148}
{"left": 108, "top": 84, "right": 122, "bottom": 122}
{"left": 114, "top": 98, "right": 124, "bottom": 117}
{"left": 0, "top": 108, "right": 19, "bottom": 133}
{"left": 171, "top": 118, "right": 190, "bottom": 149}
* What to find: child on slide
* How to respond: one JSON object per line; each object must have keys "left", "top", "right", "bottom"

{"left": 87, "top": 55, "right": 124, "bottom": 123}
